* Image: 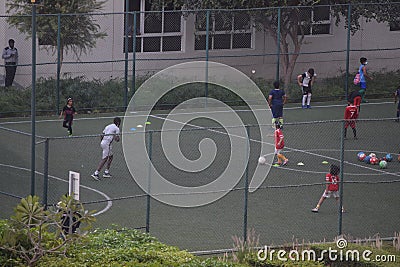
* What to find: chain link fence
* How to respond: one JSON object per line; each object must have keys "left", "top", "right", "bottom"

{"left": 1, "top": 3, "right": 400, "bottom": 115}
{"left": 1, "top": 118, "right": 399, "bottom": 251}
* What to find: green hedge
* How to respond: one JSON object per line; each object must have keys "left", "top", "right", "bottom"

{"left": 1, "top": 219, "right": 399, "bottom": 267}
{"left": 0, "top": 70, "right": 398, "bottom": 116}
{"left": 34, "top": 228, "right": 247, "bottom": 267}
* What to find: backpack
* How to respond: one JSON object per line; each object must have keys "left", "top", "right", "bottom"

{"left": 353, "top": 72, "right": 360, "bottom": 85}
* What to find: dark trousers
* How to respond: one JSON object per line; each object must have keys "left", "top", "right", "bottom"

{"left": 63, "top": 118, "right": 73, "bottom": 134}
{"left": 5, "top": 63, "right": 17, "bottom": 87}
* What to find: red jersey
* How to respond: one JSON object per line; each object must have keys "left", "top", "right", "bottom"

{"left": 344, "top": 105, "right": 358, "bottom": 120}
{"left": 275, "top": 128, "right": 284, "bottom": 149}
{"left": 326, "top": 173, "right": 339, "bottom": 191}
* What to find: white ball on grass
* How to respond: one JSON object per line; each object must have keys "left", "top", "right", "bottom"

{"left": 258, "top": 156, "right": 266, "bottom": 165}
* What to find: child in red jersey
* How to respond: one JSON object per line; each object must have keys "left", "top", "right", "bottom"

{"left": 344, "top": 102, "right": 359, "bottom": 139}
{"left": 274, "top": 122, "right": 288, "bottom": 166}
{"left": 312, "top": 164, "right": 344, "bottom": 213}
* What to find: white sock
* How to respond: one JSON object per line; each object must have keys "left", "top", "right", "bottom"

{"left": 94, "top": 170, "right": 99, "bottom": 175}
{"left": 302, "top": 95, "right": 307, "bottom": 106}
{"left": 307, "top": 93, "right": 312, "bottom": 105}
{"left": 105, "top": 169, "right": 109, "bottom": 173}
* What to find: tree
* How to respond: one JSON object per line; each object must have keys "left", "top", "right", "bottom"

{"left": 6, "top": 0, "right": 107, "bottom": 70}
{"left": 154, "top": 0, "right": 400, "bottom": 90}
{"left": 0, "top": 195, "right": 95, "bottom": 266}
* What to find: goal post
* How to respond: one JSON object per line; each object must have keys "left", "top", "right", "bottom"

{"left": 68, "top": 171, "right": 80, "bottom": 201}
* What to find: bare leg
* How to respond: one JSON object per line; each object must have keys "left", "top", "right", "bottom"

{"left": 106, "top": 155, "right": 113, "bottom": 170}
{"left": 96, "top": 157, "right": 108, "bottom": 172}
{"left": 315, "top": 196, "right": 326, "bottom": 209}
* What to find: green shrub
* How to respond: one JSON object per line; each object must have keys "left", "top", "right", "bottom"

{"left": 0, "top": 195, "right": 95, "bottom": 267}
{"left": 0, "top": 70, "right": 398, "bottom": 117}
{"left": 4, "top": 220, "right": 399, "bottom": 266}
{"left": 0, "top": 87, "right": 30, "bottom": 116}
{"left": 36, "top": 228, "right": 247, "bottom": 267}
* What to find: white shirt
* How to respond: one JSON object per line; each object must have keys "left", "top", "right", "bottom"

{"left": 2, "top": 46, "right": 18, "bottom": 64}
{"left": 102, "top": 123, "right": 120, "bottom": 144}
{"left": 301, "top": 72, "right": 316, "bottom": 87}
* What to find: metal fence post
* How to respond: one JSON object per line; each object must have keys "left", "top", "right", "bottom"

{"left": 43, "top": 138, "right": 49, "bottom": 209}
{"left": 31, "top": 2, "right": 37, "bottom": 196}
{"left": 243, "top": 125, "right": 250, "bottom": 242}
{"left": 124, "top": 0, "right": 130, "bottom": 109}
{"left": 205, "top": 10, "right": 210, "bottom": 108}
{"left": 131, "top": 11, "right": 137, "bottom": 98}
{"left": 145, "top": 130, "right": 153, "bottom": 233}
{"left": 339, "top": 4, "right": 352, "bottom": 236}
{"left": 338, "top": 120, "right": 345, "bottom": 236}
{"left": 56, "top": 14, "right": 61, "bottom": 115}
{"left": 345, "top": 3, "right": 352, "bottom": 101}
{"left": 276, "top": 7, "right": 281, "bottom": 82}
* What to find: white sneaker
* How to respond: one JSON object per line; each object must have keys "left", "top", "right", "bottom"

{"left": 311, "top": 208, "right": 319, "bottom": 213}
{"left": 103, "top": 172, "right": 112, "bottom": 178}
{"left": 91, "top": 173, "right": 100, "bottom": 181}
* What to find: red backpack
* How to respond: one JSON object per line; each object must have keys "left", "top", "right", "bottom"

{"left": 353, "top": 72, "right": 360, "bottom": 85}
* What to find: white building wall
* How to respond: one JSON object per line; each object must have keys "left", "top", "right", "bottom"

{"left": 1, "top": 1, "right": 399, "bottom": 87}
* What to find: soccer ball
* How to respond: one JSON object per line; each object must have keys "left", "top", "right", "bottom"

{"left": 369, "top": 153, "right": 376, "bottom": 158}
{"left": 357, "top": 152, "right": 366, "bottom": 161}
{"left": 370, "top": 157, "right": 378, "bottom": 165}
{"left": 379, "top": 160, "right": 388, "bottom": 169}
{"left": 258, "top": 156, "right": 266, "bottom": 165}
{"left": 364, "top": 155, "right": 371, "bottom": 164}
{"left": 385, "top": 153, "right": 393, "bottom": 162}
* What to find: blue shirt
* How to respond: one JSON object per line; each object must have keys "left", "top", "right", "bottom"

{"left": 359, "top": 64, "right": 366, "bottom": 83}
{"left": 269, "top": 89, "right": 286, "bottom": 106}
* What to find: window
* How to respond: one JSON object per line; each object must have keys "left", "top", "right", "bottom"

{"left": 194, "top": 11, "right": 253, "bottom": 50}
{"left": 389, "top": 21, "right": 400, "bottom": 31}
{"left": 124, "top": 0, "right": 183, "bottom": 53}
{"left": 298, "top": 1, "right": 331, "bottom": 36}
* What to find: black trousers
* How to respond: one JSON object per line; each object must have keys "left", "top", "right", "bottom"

{"left": 5, "top": 63, "right": 17, "bottom": 87}
{"left": 63, "top": 118, "right": 73, "bottom": 134}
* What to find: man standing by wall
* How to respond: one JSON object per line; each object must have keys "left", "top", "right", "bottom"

{"left": 2, "top": 39, "right": 18, "bottom": 87}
